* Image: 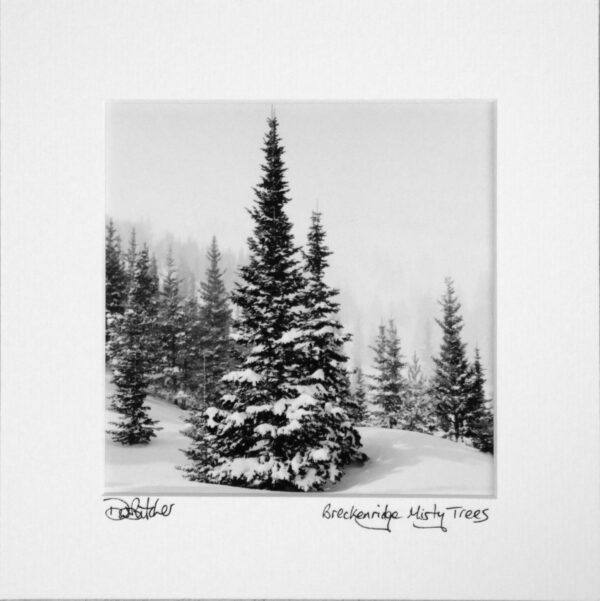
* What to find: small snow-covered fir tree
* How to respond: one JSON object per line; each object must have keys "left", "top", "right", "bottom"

{"left": 108, "top": 247, "right": 160, "bottom": 444}
{"left": 430, "top": 278, "right": 472, "bottom": 442}
{"left": 183, "top": 116, "right": 362, "bottom": 491}
{"left": 199, "top": 236, "right": 232, "bottom": 406}
{"left": 369, "top": 320, "right": 406, "bottom": 428}
{"left": 465, "top": 347, "right": 494, "bottom": 453}
{"left": 401, "top": 353, "right": 437, "bottom": 433}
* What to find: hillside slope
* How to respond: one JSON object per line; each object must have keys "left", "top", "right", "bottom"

{"left": 105, "top": 387, "right": 493, "bottom": 496}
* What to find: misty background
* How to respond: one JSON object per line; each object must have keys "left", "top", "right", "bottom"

{"left": 106, "top": 102, "right": 494, "bottom": 386}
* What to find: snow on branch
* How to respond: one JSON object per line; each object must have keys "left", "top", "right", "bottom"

{"left": 277, "top": 329, "right": 304, "bottom": 344}
{"left": 222, "top": 369, "right": 262, "bottom": 385}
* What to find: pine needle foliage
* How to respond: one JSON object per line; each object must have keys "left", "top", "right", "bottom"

{"left": 430, "top": 277, "right": 472, "bottom": 442}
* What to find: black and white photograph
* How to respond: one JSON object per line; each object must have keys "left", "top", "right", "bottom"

{"left": 105, "top": 102, "right": 495, "bottom": 495}
{"left": 2, "top": 1, "right": 599, "bottom": 599}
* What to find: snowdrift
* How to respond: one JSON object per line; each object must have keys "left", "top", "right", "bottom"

{"left": 105, "top": 388, "right": 494, "bottom": 496}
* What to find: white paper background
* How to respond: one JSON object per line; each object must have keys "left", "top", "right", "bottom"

{"left": 1, "top": 0, "right": 598, "bottom": 599}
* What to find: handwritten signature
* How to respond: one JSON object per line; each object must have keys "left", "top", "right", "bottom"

{"left": 104, "top": 497, "right": 174, "bottom": 521}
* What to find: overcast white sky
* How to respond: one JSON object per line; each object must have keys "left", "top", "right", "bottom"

{"left": 107, "top": 101, "right": 495, "bottom": 385}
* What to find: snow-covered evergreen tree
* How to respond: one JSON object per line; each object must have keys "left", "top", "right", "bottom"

{"left": 350, "top": 367, "right": 369, "bottom": 426}
{"left": 105, "top": 219, "right": 127, "bottom": 360}
{"left": 465, "top": 347, "right": 494, "bottom": 453}
{"left": 430, "top": 278, "right": 472, "bottom": 442}
{"left": 124, "top": 228, "right": 138, "bottom": 290}
{"left": 401, "top": 353, "right": 437, "bottom": 433}
{"left": 183, "top": 116, "right": 362, "bottom": 491}
{"left": 369, "top": 320, "right": 406, "bottom": 428}
{"left": 128, "top": 244, "right": 159, "bottom": 314}
{"left": 180, "top": 288, "right": 204, "bottom": 395}
{"left": 105, "top": 218, "right": 127, "bottom": 317}
{"left": 369, "top": 325, "right": 387, "bottom": 426}
{"left": 157, "top": 247, "right": 185, "bottom": 388}
{"left": 180, "top": 238, "right": 233, "bottom": 477}
{"left": 150, "top": 254, "right": 160, "bottom": 297}
{"left": 296, "top": 211, "right": 365, "bottom": 464}
{"left": 108, "top": 248, "right": 160, "bottom": 444}
{"left": 199, "top": 236, "right": 232, "bottom": 406}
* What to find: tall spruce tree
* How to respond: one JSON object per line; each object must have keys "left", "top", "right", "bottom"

{"left": 465, "top": 347, "right": 494, "bottom": 453}
{"left": 401, "top": 353, "right": 437, "bottom": 433}
{"left": 370, "top": 320, "right": 406, "bottom": 428}
{"left": 183, "top": 116, "right": 359, "bottom": 491}
{"left": 105, "top": 218, "right": 127, "bottom": 317}
{"left": 297, "top": 211, "right": 365, "bottom": 464}
{"left": 199, "top": 236, "right": 232, "bottom": 406}
{"left": 108, "top": 247, "right": 160, "bottom": 444}
{"left": 430, "top": 278, "right": 472, "bottom": 441}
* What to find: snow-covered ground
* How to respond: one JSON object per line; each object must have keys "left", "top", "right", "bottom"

{"left": 105, "top": 378, "right": 494, "bottom": 496}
